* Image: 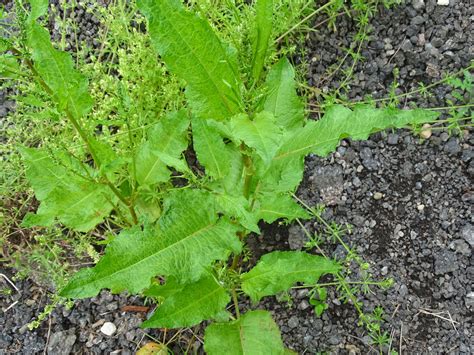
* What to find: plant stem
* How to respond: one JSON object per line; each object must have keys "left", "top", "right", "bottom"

{"left": 275, "top": 0, "right": 337, "bottom": 43}
{"left": 231, "top": 288, "right": 240, "bottom": 318}
{"left": 14, "top": 47, "right": 138, "bottom": 224}
{"left": 291, "top": 280, "right": 388, "bottom": 289}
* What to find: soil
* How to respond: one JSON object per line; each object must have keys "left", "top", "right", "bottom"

{"left": 1, "top": 0, "right": 473, "bottom": 354}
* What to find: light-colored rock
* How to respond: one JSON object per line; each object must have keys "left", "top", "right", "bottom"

{"left": 100, "top": 322, "right": 117, "bottom": 336}
{"left": 461, "top": 224, "right": 474, "bottom": 247}
{"left": 420, "top": 124, "right": 432, "bottom": 139}
{"left": 373, "top": 192, "right": 383, "bottom": 200}
{"left": 437, "top": 0, "right": 449, "bottom": 5}
{"left": 466, "top": 292, "right": 474, "bottom": 308}
{"left": 412, "top": 0, "right": 425, "bottom": 9}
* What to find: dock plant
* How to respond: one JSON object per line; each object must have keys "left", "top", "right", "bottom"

{"left": 2, "top": 0, "right": 438, "bottom": 352}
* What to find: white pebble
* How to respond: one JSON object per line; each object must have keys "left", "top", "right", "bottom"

{"left": 100, "top": 322, "right": 117, "bottom": 336}
{"left": 437, "top": 0, "right": 449, "bottom": 5}
{"left": 420, "top": 124, "right": 432, "bottom": 139}
{"left": 417, "top": 204, "right": 425, "bottom": 211}
{"left": 373, "top": 192, "right": 383, "bottom": 200}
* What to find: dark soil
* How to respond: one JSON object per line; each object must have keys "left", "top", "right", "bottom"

{"left": 1, "top": 0, "right": 473, "bottom": 354}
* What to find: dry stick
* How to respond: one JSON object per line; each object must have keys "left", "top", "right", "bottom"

{"left": 0, "top": 273, "right": 20, "bottom": 294}
{"left": 416, "top": 308, "right": 459, "bottom": 332}
{"left": 12, "top": 47, "right": 138, "bottom": 224}
{"left": 43, "top": 316, "right": 52, "bottom": 355}
{"left": 399, "top": 322, "right": 403, "bottom": 355}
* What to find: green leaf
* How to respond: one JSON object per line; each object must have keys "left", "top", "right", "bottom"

{"left": 0, "top": 54, "right": 20, "bottom": 78}
{"left": 241, "top": 251, "right": 340, "bottom": 302}
{"left": 275, "top": 105, "right": 438, "bottom": 160}
{"left": 20, "top": 147, "right": 117, "bottom": 232}
{"left": 230, "top": 112, "right": 282, "bottom": 166}
{"left": 214, "top": 193, "right": 259, "bottom": 233}
{"left": 262, "top": 58, "right": 304, "bottom": 130}
{"left": 255, "top": 193, "right": 309, "bottom": 224}
{"left": 262, "top": 105, "right": 438, "bottom": 193}
{"left": 257, "top": 155, "right": 304, "bottom": 194}
{"left": 27, "top": 23, "right": 93, "bottom": 120}
{"left": 193, "top": 118, "right": 240, "bottom": 180}
{"left": 138, "top": 0, "right": 242, "bottom": 120}
{"left": 204, "top": 310, "right": 287, "bottom": 355}
{"left": 135, "top": 110, "right": 190, "bottom": 186}
{"left": 60, "top": 189, "right": 241, "bottom": 298}
{"left": 28, "top": 0, "right": 48, "bottom": 21}
{"left": 251, "top": 0, "right": 273, "bottom": 82}
{"left": 142, "top": 273, "right": 230, "bottom": 328}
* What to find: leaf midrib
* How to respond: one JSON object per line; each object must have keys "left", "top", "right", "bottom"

{"left": 156, "top": 4, "right": 238, "bottom": 117}
{"left": 75, "top": 222, "right": 219, "bottom": 289}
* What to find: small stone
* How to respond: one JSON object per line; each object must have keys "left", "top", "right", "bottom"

{"left": 312, "top": 165, "right": 344, "bottom": 206}
{"left": 25, "top": 299, "right": 36, "bottom": 306}
{"left": 399, "top": 284, "right": 408, "bottom": 297}
{"left": 287, "top": 316, "right": 299, "bottom": 329}
{"left": 296, "top": 289, "right": 309, "bottom": 299}
{"left": 412, "top": 0, "right": 424, "bottom": 9}
{"left": 437, "top": 0, "right": 449, "bottom": 5}
{"left": 426, "top": 63, "right": 440, "bottom": 77}
{"left": 353, "top": 177, "right": 362, "bottom": 187}
{"left": 434, "top": 251, "right": 458, "bottom": 275}
{"left": 411, "top": 15, "right": 425, "bottom": 25}
{"left": 401, "top": 39, "right": 414, "bottom": 52}
{"left": 420, "top": 124, "right": 432, "bottom": 139}
{"left": 100, "top": 322, "right": 117, "bottom": 336}
{"left": 444, "top": 138, "right": 461, "bottom": 155}
{"left": 461, "top": 191, "right": 474, "bottom": 203}
{"left": 47, "top": 331, "right": 77, "bottom": 354}
{"left": 373, "top": 192, "right": 383, "bottom": 200}
{"left": 417, "top": 204, "right": 425, "bottom": 211}
{"left": 381, "top": 266, "right": 389, "bottom": 275}
{"left": 466, "top": 292, "right": 474, "bottom": 308}
{"left": 299, "top": 300, "right": 311, "bottom": 311}
{"left": 288, "top": 225, "right": 306, "bottom": 251}
{"left": 432, "top": 38, "right": 444, "bottom": 48}
{"left": 449, "top": 240, "right": 471, "bottom": 256}
{"left": 387, "top": 133, "right": 399, "bottom": 145}
{"left": 460, "top": 224, "right": 474, "bottom": 247}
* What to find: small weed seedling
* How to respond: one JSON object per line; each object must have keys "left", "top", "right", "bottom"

{"left": 3, "top": 0, "right": 438, "bottom": 352}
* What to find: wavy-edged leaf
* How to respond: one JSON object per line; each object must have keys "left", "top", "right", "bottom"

{"left": 256, "top": 154, "right": 304, "bottom": 194}
{"left": 27, "top": 23, "right": 93, "bottom": 120}
{"left": 138, "top": 0, "right": 242, "bottom": 120}
{"left": 135, "top": 110, "right": 190, "bottom": 186}
{"left": 255, "top": 193, "right": 309, "bottom": 224}
{"left": 241, "top": 251, "right": 340, "bottom": 302}
{"left": 251, "top": 0, "right": 273, "bottom": 82}
{"left": 142, "top": 274, "right": 230, "bottom": 328}
{"left": 204, "top": 310, "right": 286, "bottom": 355}
{"left": 28, "top": 0, "right": 48, "bottom": 21}
{"left": 230, "top": 112, "right": 282, "bottom": 166}
{"left": 214, "top": 193, "right": 259, "bottom": 233}
{"left": 275, "top": 105, "right": 438, "bottom": 161}
{"left": 0, "top": 54, "right": 21, "bottom": 78}
{"left": 193, "top": 118, "right": 240, "bottom": 180}
{"left": 20, "top": 147, "right": 116, "bottom": 232}
{"left": 262, "top": 105, "right": 438, "bottom": 193}
{"left": 60, "top": 189, "right": 241, "bottom": 298}
{"left": 262, "top": 58, "right": 304, "bottom": 130}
